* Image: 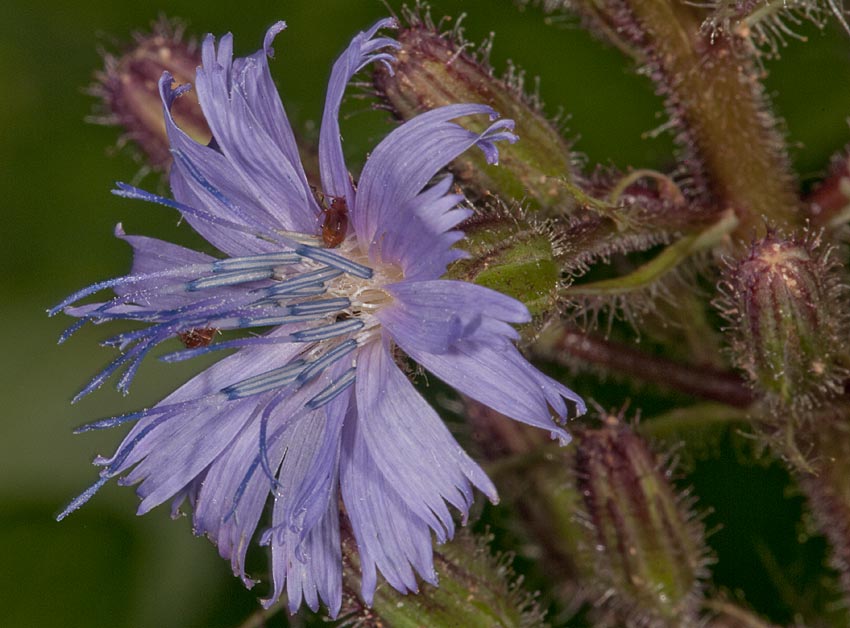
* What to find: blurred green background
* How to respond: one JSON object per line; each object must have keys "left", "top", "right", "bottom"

{"left": 2, "top": 1, "right": 849, "bottom": 626}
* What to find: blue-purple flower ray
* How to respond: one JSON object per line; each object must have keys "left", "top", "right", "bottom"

{"left": 266, "top": 485, "right": 342, "bottom": 615}
{"left": 56, "top": 17, "right": 586, "bottom": 618}
{"left": 234, "top": 22, "right": 307, "bottom": 184}
{"left": 356, "top": 341, "right": 497, "bottom": 535}
{"left": 194, "top": 26, "right": 320, "bottom": 234}
{"left": 375, "top": 177, "right": 472, "bottom": 282}
{"left": 403, "top": 338, "right": 584, "bottom": 444}
{"left": 169, "top": 472, "right": 205, "bottom": 520}
{"left": 379, "top": 280, "right": 528, "bottom": 354}
{"left": 319, "top": 18, "right": 400, "bottom": 206}
{"left": 353, "top": 103, "right": 517, "bottom": 260}
{"left": 340, "top": 415, "right": 437, "bottom": 605}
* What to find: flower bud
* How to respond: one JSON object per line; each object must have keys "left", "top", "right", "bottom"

{"left": 573, "top": 421, "right": 709, "bottom": 625}
{"left": 90, "top": 18, "right": 211, "bottom": 170}
{"left": 340, "top": 529, "right": 547, "bottom": 627}
{"left": 373, "top": 17, "right": 578, "bottom": 215}
{"left": 447, "top": 208, "right": 560, "bottom": 318}
{"left": 718, "top": 232, "right": 849, "bottom": 410}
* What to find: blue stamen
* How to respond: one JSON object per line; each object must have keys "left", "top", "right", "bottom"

{"left": 289, "top": 297, "right": 351, "bottom": 316}
{"left": 258, "top": 399, "right": 282, "bottom": 495}
{"left": 223, "top": 360, "right": 307, "bottom": 400}
{"left": 73, "top": 403, "right": 185, "bottom": 433}
{"left": 252, "top": 285, "right": 327, "bottom": 304}
{"left": 159, "top": 334, "right": 296, "bottom": 363}
{"left": 213, "top": 252, "right": 301, "bottom": 272}
{"left": 72, "top": 349, "right": 141, "bottom": 403}
{"left": 56, "top": 476, "right": 110, "bottom": 521}
{"left": 58, "top": 318, "right": 90, "bottom": 344}
{"left": 99, "top": 405, "right": 194, "bottom": 475}
{"left": 263, "top": 267, "right": 342, "bottom": 297}
{"left": 49, "top": 266, "right": 205, "bottom": 317}
{"left": 171, "top": 149, "right": 260, "bottom": 229}
{"left": 188, "top": 268, "right": 275, "bottom": 291}
{"left": 305, "top": 367, "right": 356, "bottom": 409}
{"left": 225, "top": 457, "right": 262, "bottom": 522}
{"left": 295, "top": 245, "right": 373, "bottom": 279}
{"left": 296, "top": 339, "right": 357, "bottom": 384}
{"left": 113, "top": 182, "right": 263, "bottom": 239}
{"left": 290, "top": 318, "right": 363, "bottom": 342}
{"left": 115, "top": 326, "right": 177, "bottom": 393}
{"left": 237, "top": 312, "right": 334, "bottom": 328}
{"left": 273, "top": 230, "right": 323, "bottom": 247}
{"left": 225, "top": 417, "right": 291, "bottom": 523}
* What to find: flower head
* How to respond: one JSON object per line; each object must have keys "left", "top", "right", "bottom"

{"left": 54, "top": 19, "right": 585, "bottom": 616}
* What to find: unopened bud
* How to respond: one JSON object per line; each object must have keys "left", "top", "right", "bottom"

{"left": 373, "top": 18, "right": 578, "bottom": 215}
{"left": 447, "top": 209, "right": 560, "bottom": 318}
{"left": 719, "top": 232, "right": 848, "bottom": 409}
{"left": 90, "top": 18, "right": 210, "bottom": 170}
{"left": 341, "top": 529, "right": 547, "bottom": 627}
{"left": 573, "top": 421, "right": 708, "bottom": 625}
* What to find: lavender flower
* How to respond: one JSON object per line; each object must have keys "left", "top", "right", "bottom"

{"left": 53, "top": 19, "right": 585, "bottom": 615}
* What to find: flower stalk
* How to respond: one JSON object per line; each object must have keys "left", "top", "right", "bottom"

{"left": 571, "top": 0, "right": 801, "bottom": 237}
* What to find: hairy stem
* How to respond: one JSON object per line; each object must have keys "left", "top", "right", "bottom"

{"left": 576, "top": 0, "right": 801, "bottom": 237}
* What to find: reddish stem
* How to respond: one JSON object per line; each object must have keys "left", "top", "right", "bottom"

{"left": 537, "top": 325, "right": 754, "bottom": 408}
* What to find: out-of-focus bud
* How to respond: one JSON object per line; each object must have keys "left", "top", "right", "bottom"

{"left": 573, "top": 420, "right": 709, "bottom": 626}
{"left": 808, "top": 148, "right": 850, "bottom": 229}
{"left": 373, "top": 15, "right": 578, "bottom": 216}
{"left": 89, "top": 18, "right": 211, "bottom": 170}
{"left": 797, "top": 413, "right": 850, "bottom": 610}
{"left": 340, "top": 529, "right": 548, "bottom": 628}
{"left": 465, "top": 400, "right": 585, "bottom": 607}
{"left": 704, "top": 598, "right": 780, "bottom": 628}
{"left": 447, "top": 207, "right": 560, "bottom": 318}
{"left": 718, "top": 231, "right": 849, "bottom": 410}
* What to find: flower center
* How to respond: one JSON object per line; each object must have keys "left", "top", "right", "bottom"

{"left": 323, "top": 236, "right": 403, "bottom": 343}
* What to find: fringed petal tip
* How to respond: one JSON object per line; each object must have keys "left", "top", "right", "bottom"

{"left": 364, "top": 16, "right": 400, "bottom": 39}
{"left": 262, "top": 21, "right": 287, "bottom": 58}
{"left": 477, "top": 118, "right": 519, "bottom": 165}
{"left": 552, "top": 429, "right": 572, "bottom": 447}
{"left": 157, "top": 71, "right": 192, "bottom": 109}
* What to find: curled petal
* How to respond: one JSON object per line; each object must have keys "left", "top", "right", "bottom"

{"left": 353, "top": 104, "right": 516, "bottom": 267}
{"left": 319, "top": 18, "right": 399, "bottom": 205}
